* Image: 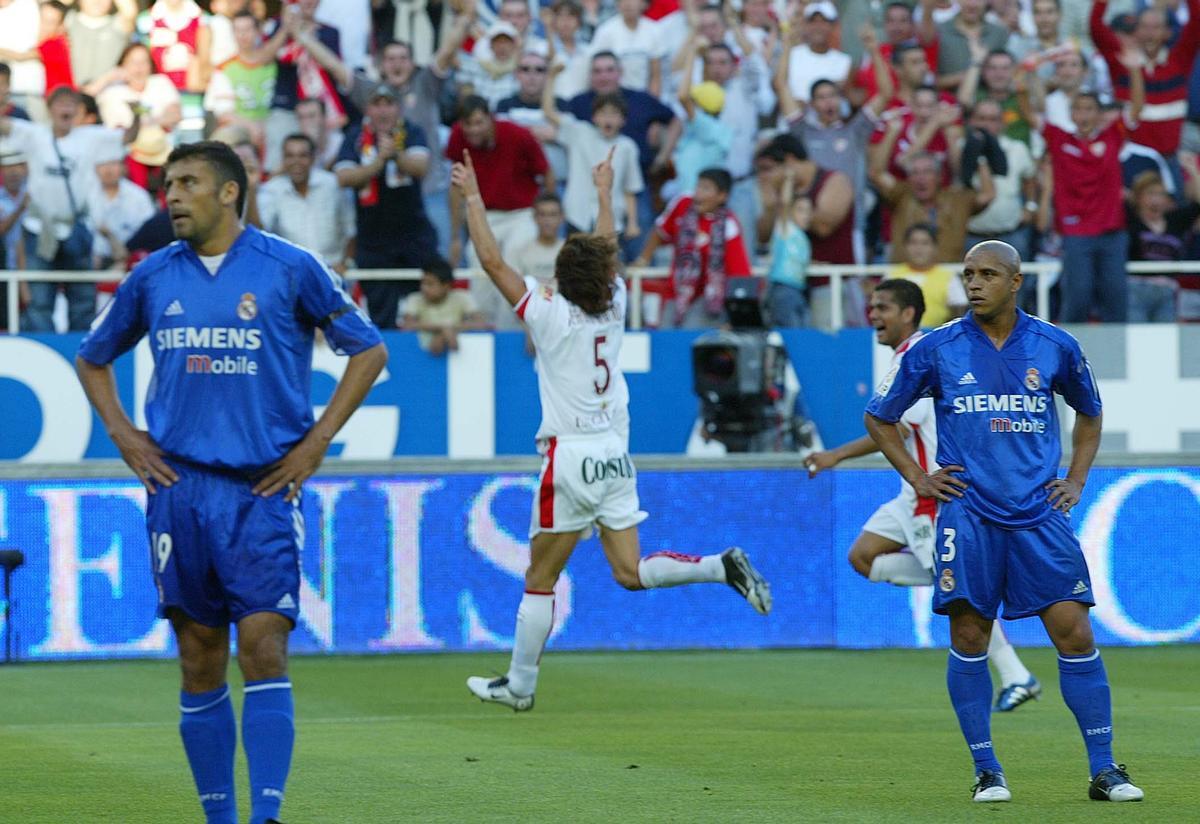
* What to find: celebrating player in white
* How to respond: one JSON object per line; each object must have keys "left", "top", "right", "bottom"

{"left": 453, "top": 148, "right": 771, "bottom": 711}
{"left": 806, "top": 280, "right": 1040, "bottom": 711}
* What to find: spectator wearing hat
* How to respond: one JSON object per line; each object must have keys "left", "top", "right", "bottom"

{"left": 588, "top": 0, "right": 664, "bottom": 97}
{"left": 0, "top": 143, "right": 28, "bottom": 270}
{"left": 259, "top": 132, "right": 355, "bottom": 273}
{"left": 784, "top": 1, "right": 851, "bottom": 103}
{"left": 445, "top": 95, "right": 552, "bottom": 268}
{"left": 457, "top": 21, "right": 523, "bottom": 109}
{"left": 672, "top": 48, "right": 732, "bottom": 196}
{"left": 66, "top": 0, "right": 137, "bottom": 90}
{"left": 336, "top": 83, "right": 437, "bottom": 329}
{"left": 86, "top": 142, "right": 155, "bottom": 270}
{"left": 928, "top": 0, "right": 1008, "bottom": 90}
{"left": 475, "top": 0, "right": 549, "bottom": 61}
{"left": 3, "top": 85, "right": 138, "bottom": 331}
{"left": 400, "top": 257, "right": 488, "bottom": 354}
{"left": 296, "top": 18, "right": 473, "bottom": 260}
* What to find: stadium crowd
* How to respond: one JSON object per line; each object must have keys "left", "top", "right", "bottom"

{"left": 2, "top": 0, "right": 1200, "bottom": 339}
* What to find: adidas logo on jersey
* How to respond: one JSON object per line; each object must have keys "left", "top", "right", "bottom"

{"left": 164, "top": 300, "right": 184, "bottom": 316}
{"left": 276, "top": 593, "right": 296, "bottom": 609}
{"left": 1072, "top": 580, "right": 1089, "bottom": 595}
{"left": 958, "top": 372, "right": 977, "bottom": 385}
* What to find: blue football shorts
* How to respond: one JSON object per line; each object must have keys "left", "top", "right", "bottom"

{"left": 931, "top": 499, "right": 1095, "bottom": 620}
{"left": 145, "top": 458, "right": 301, "bottom": 628}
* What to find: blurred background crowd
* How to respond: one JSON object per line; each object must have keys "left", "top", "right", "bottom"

{"left": 1, "top": 0, "right": 1198, "bottom": 345}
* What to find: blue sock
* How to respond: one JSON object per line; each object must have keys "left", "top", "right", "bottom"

{"left": 1058, "top": 650, "right": 1115, "bottom": 777}
{"left": 947, "top": 648, "right": 1002, "bottom": 774}
{"left": 179, "top": 685, "right": 238, "bottom": 824}
{"left": 243, "top": 677, "right": 295, "bottom": 824}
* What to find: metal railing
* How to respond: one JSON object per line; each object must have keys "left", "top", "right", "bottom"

{"left": 7, "top": 260, "right": 1200, "bottom": 334}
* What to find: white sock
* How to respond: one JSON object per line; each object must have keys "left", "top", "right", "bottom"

{"left": 868, "top": 553, "right": 933, "bottom": 586}
{"left": 505, "top": 591, "right": 554, "bottom": 697}
{"left": 637, "top": 551, "right": 726, "bottom": 588}
{"left": 988, "top": 622, "right": 1032, "bottom": 687}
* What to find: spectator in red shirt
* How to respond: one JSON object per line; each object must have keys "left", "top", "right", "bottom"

{"left": 852, "top": 1, "right": 938, "bottom": 106}
{"left": 445, "top": 95, "right": 554, "bottom": 269}
{"left": 633, "top": 168, "right": 752, "bottom": 328}
{"left": 0, "top": 1, "right": 74, "bottom": 95}
{"left": 1091, "top": 0, "right": 1199, "bottom": 183}
{"left": 1038, "top": 53, "right": 1145, "bottom": 323}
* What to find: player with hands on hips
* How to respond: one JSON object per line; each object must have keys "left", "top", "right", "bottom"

{"left": 452, "top": 146, "right": 772, "bottom": 712}
{"left": 865, "top": 241, "right": 1142, "bottom": 804}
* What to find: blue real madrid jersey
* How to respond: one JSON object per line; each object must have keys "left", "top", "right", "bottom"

{"left": 865, "top": 310, "right": 1102, "bottom": 528}
{"left": 79, "top": 226, "right": 382, "bottom": 471}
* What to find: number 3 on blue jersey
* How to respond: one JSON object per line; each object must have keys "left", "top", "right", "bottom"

{"left": 940, "top": 528, "right": 957, "bottom": 562}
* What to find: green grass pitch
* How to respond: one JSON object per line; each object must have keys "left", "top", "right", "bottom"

{"left": 1, "top": 646, "right": 1196, "bottom": 823}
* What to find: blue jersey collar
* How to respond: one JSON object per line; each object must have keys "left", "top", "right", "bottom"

{"left": 176, "top": 223, "right": 261, "bottom": 270}
{"left": 963, "top": 307, "right": 1030, "bottom": 349}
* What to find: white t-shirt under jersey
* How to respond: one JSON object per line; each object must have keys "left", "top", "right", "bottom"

{"left": 892, "top": 331, "right": 940, "bottom": 515}
{"left": 515, "top": 275, "right": 629, "bottom": 444}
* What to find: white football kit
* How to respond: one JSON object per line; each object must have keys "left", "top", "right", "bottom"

{"left": 862, "top": 332, "right": 940, "bottom": 571}
{"left": 515, "top": 276, "right": 647, "bottom": 537}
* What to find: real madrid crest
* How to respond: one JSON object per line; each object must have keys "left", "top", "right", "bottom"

{"left": 1025, "top": 367, "right": 1040, "bottom": 391}
{"left": 939, "top": 568, "right": 955, "bottom": 592}
{"left": 237, "top": 292, "right": 258, "bottom": 321}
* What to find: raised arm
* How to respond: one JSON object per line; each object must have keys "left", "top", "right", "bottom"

{"left": 1089, "top": 0, "right": 1121, "bottom": 62}
{"left": 676, "top": 36, "right": 708, "bottom": 118}
{"left": 452, "top": 150, "right": 526, "bottom": 305}
{"left": 433, "top": 8, "right": 475, "bottom": 75}
{"left": 294, "top": 24, "right": 352, "bottom": 89}
{"left": 862, "top": 24, "right": 895, "bottom": 117}
{"left": 956, "top": 35, "right": 987, "bottom": 106}
{"left": 593, "top": 145, "right": 616, "bottom": 237}
{"left": 917, "top": 0, "right": 939, "bottom": 47}
{"left": 775, "top": 28, "right": 801, "bottom": 119}
{"left": 869, "top": 117, "right": 904, "bottom": 196}
{"left": 1122, "top": 48, "right": 1146, "bottom": 123}
{"left": 542, "top": 63, "right": 565, "bottom": 127}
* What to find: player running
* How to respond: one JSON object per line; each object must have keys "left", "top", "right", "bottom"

{"left": 454, "top": 147, "right": 771, "bottom": 712}
{"left": 76, "top": 141, "right": 387, "bottom": 824}
{"left": 807, "top": 279, "right": 1040, "bottom": 711}
{"left": 865, "top": 241, "right": 1143, "bottom": 804}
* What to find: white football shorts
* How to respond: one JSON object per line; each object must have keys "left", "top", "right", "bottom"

{"left": 529, "top": 431, "right": 648, "bottom": 538}
{"left": 862, "top": 495, "right": 937, "bottom": 573}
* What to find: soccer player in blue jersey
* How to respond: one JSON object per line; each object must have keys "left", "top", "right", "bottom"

{"left": 864, "top": 241, "right": 1143, "bottom": 804}
{"left": 75, "top": 142, "right": 387, "bottom": 824}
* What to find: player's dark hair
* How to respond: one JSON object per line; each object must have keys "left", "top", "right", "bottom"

{"left": 698, "top": 168, "right": 733, "bottom": 194}
{"left": 282, "top": 132, "right": 317, "bottom": 156}
{"left": 875, "top": 278, "right": 926, "bottom": 328}
{"left": 457, "top": 95, "right": 491, "bottom": 121}
{"left": 166, "top": 141, "right": 250, "bottom": 218}
{"left": 556, "top": 234, "right": 617, "bottom": 316}
{"left": 592, "top": 92, "right": 627, "bottom": 116}
{"left": 534, "top": 191, "right": 563, "bottom": 209}
{"left": 422, "top": 256, "right": 455, "bottom": 284}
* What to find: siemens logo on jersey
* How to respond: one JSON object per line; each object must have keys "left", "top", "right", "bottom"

{"left": 952, "top": 394, "right": 1047, "bottom": 414}
{"left": 156, "top": 327, "right": 263, "bottom": 351}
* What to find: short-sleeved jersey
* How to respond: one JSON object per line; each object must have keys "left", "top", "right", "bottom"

{"left": 892, "top": 333, "right": 939, "bottom": 519}
{"left": 866, "top": 310, "right": 1102, "bottom": 528}
{"left": 515, "top": 275, "right": 628, "bottom": 443}
{"left": 78, "top": 225, "right": 382, "bottom": 471}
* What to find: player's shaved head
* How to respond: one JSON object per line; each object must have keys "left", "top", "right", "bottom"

{"left": 965, "top": 240, "right": 1021, "bottom": 276}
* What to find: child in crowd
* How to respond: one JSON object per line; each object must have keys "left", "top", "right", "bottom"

{"left": 634, "top": 167, "right": 753, "bottom": 328}
{"left": 765, "top": 167, "right": 812, "bottom": 327}
{"left": 542, "top": 62, "right": 642, "bottom": 248}
{"left": 400, "top": 257, "right": 488, "bottom": 355}
{"left": 479, "top": 193, "right": 566, "bottom": 331}
{"left": 672, "top": 37, "right": 732, "bottom": 196}
{"left": 888, "top": 223, "right": 967, "bottom": 327}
